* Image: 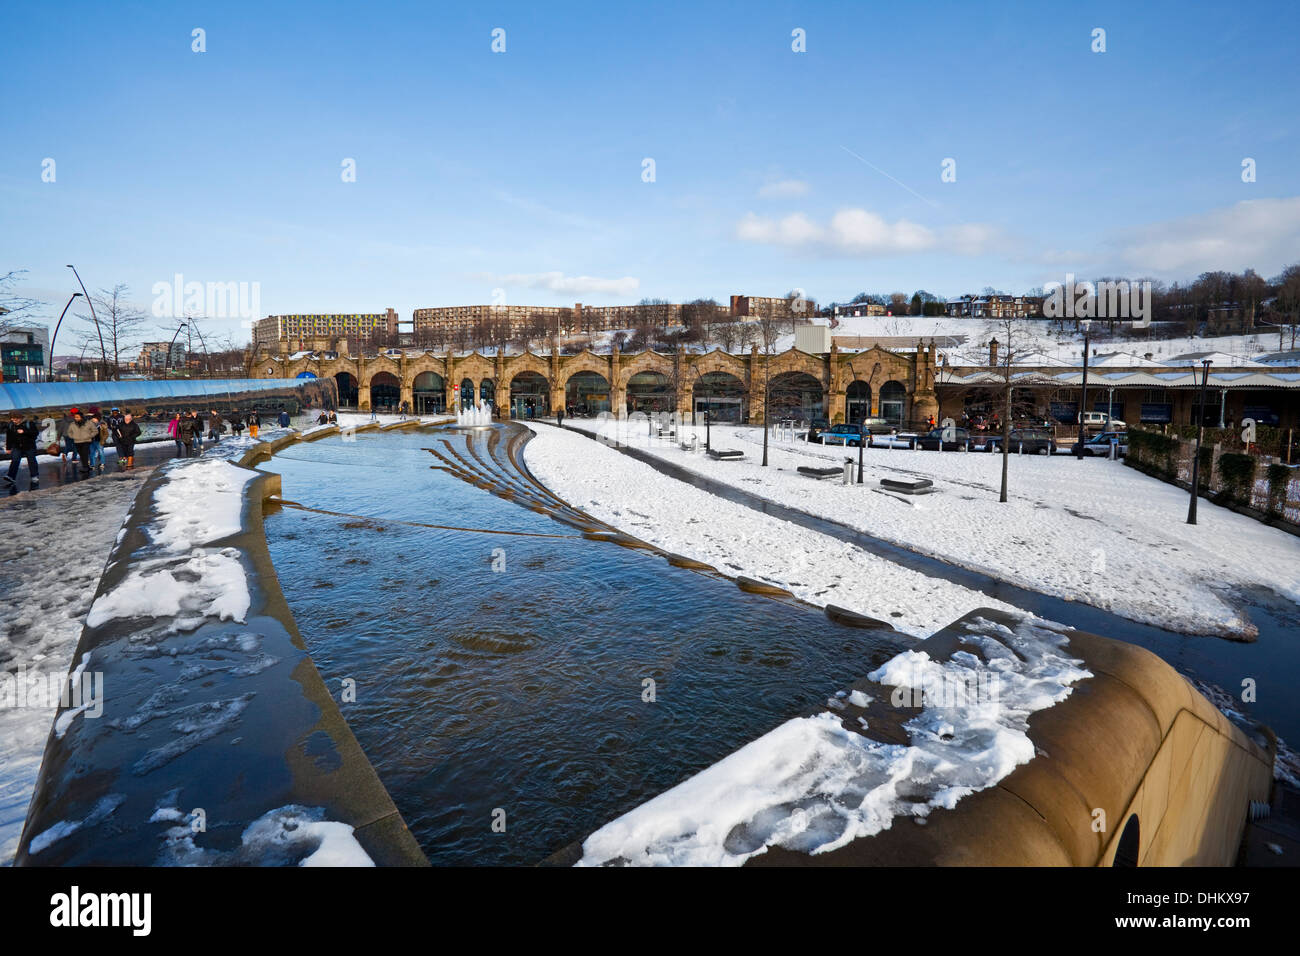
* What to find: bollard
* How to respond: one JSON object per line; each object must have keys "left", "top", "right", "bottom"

{"left": 843, "top": 458, "right": 853, "bottom": 485}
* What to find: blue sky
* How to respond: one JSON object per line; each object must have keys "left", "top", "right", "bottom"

{"left": 3, "top": 0, "right": 1298, "bottom": 343}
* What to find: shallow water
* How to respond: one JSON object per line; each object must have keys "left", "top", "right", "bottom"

{"left": 259, "top": 425, "right": 909, "bottom": 864}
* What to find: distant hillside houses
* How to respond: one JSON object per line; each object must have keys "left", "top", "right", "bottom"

{"left": 945, "top": 294, "right": 1045, "bottom": 319}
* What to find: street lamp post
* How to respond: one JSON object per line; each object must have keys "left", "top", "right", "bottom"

{"left": 847, "top": 360, "right": 864, "bottom": 483}
{"left": 1187, "top": 359, "right": 1213, "bottom": 525}
{"left": 164, "top": 322, "right": 188, "bottom": 380}
{"left": 1075, "top": 323, "right": 1091, "bottom": 459}
{"left": 48, "top": 292, "right": 83, "bottom": 381}
{"left": 67, "top": 265, "right": 109, "bottom": 380}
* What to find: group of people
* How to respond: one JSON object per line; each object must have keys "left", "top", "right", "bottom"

{"left": 314, "top": 410, "right": 340, "bottom": 426}
{"left": 5, "top": 405, "right": 142, "bottom": 489}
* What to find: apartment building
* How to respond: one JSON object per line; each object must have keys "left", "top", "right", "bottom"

{"left": 253, "top": 309, "right": 399, "bottom": 349}
{"left": 137, "top": 340, "right": 188, "bottom": 372}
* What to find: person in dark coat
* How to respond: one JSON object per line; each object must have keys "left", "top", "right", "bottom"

{"left": 66, "top": 411, "right": 98, "bottom": 474}
{"left": 229, "top": 410, "right": 245, "bottom": 437}
{"left": 5, "top": 412, "right": 41, "bottom": 487}
{"left": 278, "top": 409, "right": 291, "bottom": 428}
{"left": 207, "top": 409, "right": 223, "bottom": 442}
{"left": 113, "top": 413, "right": 142, "bottom": 470}
{"left": 247, "top": 409, "right": 261, "bottom": 438}
{"left": 177, "top": 411, "right": 201, "bottom": 456}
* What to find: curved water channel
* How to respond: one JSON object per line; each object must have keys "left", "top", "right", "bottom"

{"left": 258, "top": 424, "right": 912, "bottom": 864}
{"left": 259, "top": 422, "right": 1299, "bottom": 864}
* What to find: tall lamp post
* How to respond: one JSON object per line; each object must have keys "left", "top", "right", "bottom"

{"left": 846, "top": 360, "right": 866, "bottom": 483}
{"left": 1075, "top": 322, "right": 1091, "bottom": 459}
{"left": 691, "top": 367, "right": 712, "bottom": 451}
{"left": 164, "top": 322, "right": 188, "bottom": 380}
{"left": 48, "top": 292, "right": 83, "bottom": 381}
{"left": 67, "top": 265, "right": 109, "bottom": 380}
{"left": 1187, "top": 358, "right": 1212, "bottom": 525}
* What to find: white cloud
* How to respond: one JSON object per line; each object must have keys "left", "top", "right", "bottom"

{"left": 736, "top": 208, "right": 1002, "bottom": 257}
{"left": 757, "top": 179, "right": 810, "bottom": 199}
{"left": 1112, "top": 197, "right": 1300, "bottom": 277}
{"left": 481, "top": 271, "right": 641, "bottom": 297}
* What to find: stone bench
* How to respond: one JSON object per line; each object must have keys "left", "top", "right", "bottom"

{"left": 707, "top": 449, "right": 744, "bottom": 461}
{"left": 880, "top": 477, "right": 935, "bottom": 495}
{"left": 798, "top": 465, "right": 843, "bottom": 480}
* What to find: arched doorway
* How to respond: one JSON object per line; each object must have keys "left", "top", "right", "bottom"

{"left": 692, "top": 371, "right": 746, "bottom": 424}
{"left": 846, "top": 380, "right": 871, "bottom": 424}
{"left": 370, "top": 371, "right": 400, "bottom": 412}
{"left": 626, "top": 371, "right": 673, "bottom": 414}
{"left": 769, "top": 371, "right": 824, "bottom": 423}
{"left": 479, "top": 379, "right": 496, "bottom": 407}
{"left": 509, "top": 371, "right": 549, "bottom": 419}
{"left": 413, "top": 371, "right": 445, "bottom": 415}
{"left": 566, "top": 371, "right": 611, "bottom": 416}
{"left": 459, "top": 378, "right": 475, "bottom": 408}
{"left": 880, "top": 380, "right": 907, "bottom": 427}
{"left": 335, "top": 371, "right": 358, "bottom": 407}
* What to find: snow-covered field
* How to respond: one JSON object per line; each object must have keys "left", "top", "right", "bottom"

{"left": 553, "top": 417, "right": 1300, "bottom": 640}
{"left": 524, "top": 422, "right": 1021, "bottom": 636}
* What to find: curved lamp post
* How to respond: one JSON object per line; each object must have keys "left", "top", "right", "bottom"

{"left": 67, "top": 265, "right": 108, "bottom": 380}
{"left": 164, "top": 322, "right": 188, "bottom": 380}
{"left": 48, "top": 292, "right": 83, "bottom": 381}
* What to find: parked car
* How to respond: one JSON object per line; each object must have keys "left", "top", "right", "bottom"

{"left": 1079, "top": 410, "right": 1126, "bottom": 431}
{"left": 984, "top": 428, "right": 1057, "bottom": 455}
{"left": 1081, "top": 431, "right": 1129, "bottom": 457}
{"left": 859, "top": 417, "right": 896, "bottom": 435}
{"left": 916, "top": 426, "right": 972, "bottom": 451}
{"left": 805, "top": 418, "right": 831, "bottom": 443}
{"left": 821, "top": 423, "right": 865, "bottom": 447}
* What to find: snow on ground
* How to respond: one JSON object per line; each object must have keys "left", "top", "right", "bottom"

{"left": 579, "top": 614, "right": 1090, "bottom": 865}
{"left": 0, "top": 469, "right": 151, "bottom": 865}
{"left": 559, "top": 417, "right": 1300, "bottom": 639}
{"left": 524, "top": 422, "right": 1019, "bottom": 635}
{"left": 815, "top": 314, "right": 1293, "bottom": 366}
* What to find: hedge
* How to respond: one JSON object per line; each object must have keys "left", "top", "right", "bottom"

{"left": 1216, "top": 452, "right": 1256, "bottom": 504}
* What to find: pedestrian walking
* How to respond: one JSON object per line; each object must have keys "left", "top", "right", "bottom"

{"left": 66, "top": 410, "right": 98, "bottom": 475}
{"left": 557, "top": 407, "right": 565, "bottom": 427}
{"left": 192, "top": 409, "right": 204, "bottom": 453}
{"left": 5, "top": 412, "right": 41, "bottom": 488}
{"left": 168, "top": 412, "right": 183, "bottom": 458}
{"left": 113, "top": 413, "right": 141, "bottom": 470}
{"left": 88, "top": 411, "right": 107, "bottom": 475}
{"left": 178, "top": 410, "right": 200, "bottom": 456}
{"left": 207, "top": 409, "right": 223, "bottom": 442}
{"left": 248, "top": 409, "right": 261, "bottom": 439}
{"left": 58, "top": 410, "right": 77, "bottom": 463}
{"left": 230, "top": 410, "right": 244, "bottom": 437}
{"left": 278, "top": 408, "right": 291, "bottom": 428}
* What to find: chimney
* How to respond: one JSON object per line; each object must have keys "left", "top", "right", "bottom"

{"left": 989, "top": 338, "right": 999, "bottom": 365}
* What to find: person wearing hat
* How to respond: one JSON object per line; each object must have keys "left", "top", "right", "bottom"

{"left": 5, "top": 411, "right": 41, "bottom": 488}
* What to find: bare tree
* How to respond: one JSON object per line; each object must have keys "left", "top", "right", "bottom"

{"left": 1272, "top": 263, "right": 1300, "bottom": 350}
{"left": 0, "top": 270, "right": 44, "bottom": 336}
{"left": 76, "top": 284, "right": 147, "bottom": 379}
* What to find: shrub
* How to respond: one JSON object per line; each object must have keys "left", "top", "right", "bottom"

{"left": 1266, "top": 463, "right": 1294, "bottom": 518}
{"left": 1216, "top": 452, "right": 1257, "bottom": 504}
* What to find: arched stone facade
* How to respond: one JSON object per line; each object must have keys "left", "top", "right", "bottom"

{"left": 250, "top": 340, "right": 940, "bottom": 423}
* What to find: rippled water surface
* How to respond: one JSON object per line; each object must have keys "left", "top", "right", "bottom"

{"left": 259, "top": 426, "right": 908, "bottom": 864}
